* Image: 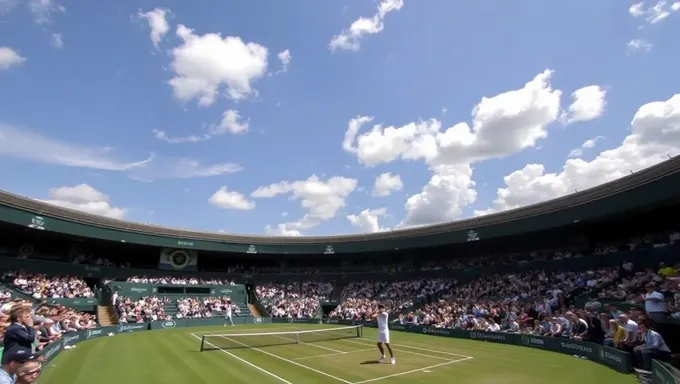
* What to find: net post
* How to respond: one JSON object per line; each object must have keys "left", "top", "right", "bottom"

{"left": 295, "top": 332, "right": 300, "bottom": 344}
{"left": 200, "top": 335, "right": 205, "bottom": 352}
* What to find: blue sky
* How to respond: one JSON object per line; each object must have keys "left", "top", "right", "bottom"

{"left": 0, "top": 0, "right": 679, "bottom": 237}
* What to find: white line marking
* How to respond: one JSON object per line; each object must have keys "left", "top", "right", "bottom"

{"left": 351, "top": 357, "right": 473, "bottom": 384}
{"left": 218, "top": 335, "right": 352, "bottom": 383}
{"left": 340, "top": 339, "right": 451, "bottom": 361}
{"left": 294, "top": 348, "right": 375, "bottom": 361}
{"left": 188, "top": 333, "right": 291, "bottom": 384}
{"left": 344, "top": 337, "right": 473, "bottom": 358}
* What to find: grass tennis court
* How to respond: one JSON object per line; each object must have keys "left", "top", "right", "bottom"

{"left": 39, "top": 324, "right": 636, "bottom": 383}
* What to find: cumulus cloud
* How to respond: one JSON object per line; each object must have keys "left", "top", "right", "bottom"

{"left": 168, "top": 24, "right": 268, "bottom": 105}
{"left": 0, "top": 47, "right": 26, "bottom": 70}
{"left": 209, "top": 187, "right": 255, "bottom": 210}
{"left": 137, "top": 8, "right": 171, "bottom": 49}
{"left": 372, "top": 172, "right": 403, "bottom": 197}
{"left": 39, "top": 184, "right": 127, "bottom": 219}
{"left": 0, "top": 123, "right": 242, "bottom": 180}
{"left": 252, "top": 175, "right": 358, "bottom": 235}
{"left": 568, "top": 136, "right": 605, "bottom": 158}
{"left": 28, "top": 0, "right": 64, "bottom": 24}
{"left": 276, "top": 49, "right": 292, "bottom": 74}
{"left": 627, "top": 39, "right": 654, "bottom": 55}
{"left": 561, "top": 86, "right": 607, "bottom": 125}
{"left": 343, "top": 70, "right": 562, "bottom": 227}
{"left": 329, "top": 0, "right": 404, "bottom": 52}
{"left": 153, "top": 109, "right": 249, "bottom": 144}
{"left": 629, "top": 0, "right": 680, "bottom": 24}
{"left": 346, "top": 208, "right": 388, "bottom": 233}
{"left": 50, "top": 33, "right": 63, "bottom": 49}
{"left": 477, "top": 94, "right": 680, "bottom": 215}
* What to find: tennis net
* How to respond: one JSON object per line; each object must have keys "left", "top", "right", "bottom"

{"left": 200, "top": 325, "right": 363, "bottom": 351}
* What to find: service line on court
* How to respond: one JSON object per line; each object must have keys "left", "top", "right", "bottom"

{"left": 216, "top": 335, "right": 353, "bottom": 383}
{"left": 293, "top": 348, "right": 375, "bottom": 361}
{"left": 351, "top": 357, "right": 474, "bottom": 384}
{"left": 341, "top": 336, "right": 474, "bottom": 359}
{"left": 188, "top": 332, "right": 292, "bottom": 384}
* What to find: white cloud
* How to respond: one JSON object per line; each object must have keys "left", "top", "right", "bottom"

{"left": 329, "top": 0, "right": 404, "bottom": 52}
{"left": 627, "top": 39, "right": 654, "bottom": 54}
{"left": 276, "top": 49, "right": 291, "bottom": 74}
{"left": 372, "top": 172, "right": 403, "bottom": 197}
{"left": 50, "top": 33, "right": 63, "bottom": 49}
{"left": 568, "top": 136, "right": 605, "bottom": 158}
{"left": 344, "top": 70, "right": 561, "bottom": 168}
{"left": 153, "top": 109, "right": 249, "bottom": 143}
{"left": 477, "top": 94, "right": 680, "bottom": 215}
{"left": 561, "top": 85, "right": 607, "bottom": 125}
{"left": 401, "top": 164, "right": 477, "bottom": 227}
{"left": 252, "top": 175, "right": 357, "bottom": 235}
{"left": 210, "top": 109, "right": 249, "bottom": 135}
{"left": 0, "top": 47, "right": 26, "bottom": 70}
{"left": 168, "top": 24, "right": 269, "bottom": 105}
{"left": 28, "top": 0, "right": 65, "bottom": 24}
{"left": 137, "top": 8, "right": 171, "bottom": 49}
{"left": 0, "top": 0, "right": 18, "bottom": 14}
{"left": 40, "top": 184, "right": 127, "bottom": 219}
{"left": 346, "top": 208, "right": 388, "bottom": 233}
{"left": 629, "top": 0, "right": 680, "bottom": 24}
{"left": 0, "top": 123, "right": 242, "bottom": 180}
{"left": 209, "top": 187, "right": 255, "bottom": 210}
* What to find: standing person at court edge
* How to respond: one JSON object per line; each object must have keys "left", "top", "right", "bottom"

{"left": 373, "top": 305, "right": 395, "bottom": 365}
{"left": 643, "top": 283, "right": 667, "bottom": 324}
{"left": 2, "top": 308, "right": 35, "bottom": 355}
{"left": 224, "top": 302, "right": 234, "bottom": 327}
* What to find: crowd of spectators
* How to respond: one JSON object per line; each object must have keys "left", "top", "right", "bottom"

{"left": 125, "top": 276, "right": 235, "bottom": 285}
{"left": 4, "top": 271, "right": 94, "bottom": 300}
{"left": 260, "top": 281, "right": 335, "bottom": 318}
{"left": 176, "top": 297, "right": 239, "bottom": 319}
{"left": 116, "top": 296, "right": 170, "bottom": 323}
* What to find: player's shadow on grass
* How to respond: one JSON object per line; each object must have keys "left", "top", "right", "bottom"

{"left": 360, "top": 360, "right": 381, "bottom": 365}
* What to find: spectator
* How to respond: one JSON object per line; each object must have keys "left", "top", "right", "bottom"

{"left": 5, "top": 272, "right": 93, "bottom": 299}
{"left": 2, "top": 307, "right": 35, "bottom": 354}
{"left": 14, "top": 360, "right": 41, "bottom": 384}
{"left": 642, "top": 283, "right": 667, "bottom": 323}
{"left": 633, "top": 320, "right": 672, "bottom": 373}
{"left": 0, "top": 346, "right": 40, "bottom": 384}
{"left": 126, "top": 276, "right": 234, "bottom": 285}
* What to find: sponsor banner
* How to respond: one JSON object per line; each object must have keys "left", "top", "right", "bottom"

{"left": 62, "top": 333, "right": 81, "bottom": 346}
{"left": 652, "top": 360, "right": 680, "bottom": 384}
{"left": 41, "top": 339, "right": 63, "bottom": 363}
{"left": 149, "top": 316, "right": 271, "bottom": 330}
{"left": 117, "top": 323, "right": 149, "bottom": 333}
{"left": 85, "top": 328, "right": 105, "bottom": 340}
{"left": 46, "top": 298, "right": 98, "bottom": 309}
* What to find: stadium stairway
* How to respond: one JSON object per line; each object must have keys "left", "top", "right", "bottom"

{"left": 97, "top": 305, "right": 117, "bottom": 326}
{"left": 329, "top": 281, "right": 346, "bottom": 302}
{"left": 248, "top": 303, "right": 262, "bottom": 317}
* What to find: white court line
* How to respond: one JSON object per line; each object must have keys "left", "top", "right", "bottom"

{"left": 344, "top": 337, "right": 473, "bottom": 358}
{"left": 294, "top": 348, "right": 375, "bottom": 361}
{"left": 340, "top": 339, "right": 452, "bottom": 362}
{"left": 188, "top": 333, "right": 291, "bottom": 384}
{"left": 218, "top": 335, "right": 352, "bottom": 383}
{"left": 351, "top": 357, "right": 474, "bottom": 384}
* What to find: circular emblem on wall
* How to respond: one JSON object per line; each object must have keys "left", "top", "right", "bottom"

{"left": 255, "top": 317, "right": 263, "bottom": 324}
{"left": 422, "top": 328, "right": 428, "bottom": 334}
{"left": 162, "top": 321, "right": 177, "bottom": 329}
{"left": 522, "top": 336, "right": 530, "bottom": 346}
{"left": 470, "top": 332, "right": 477, "bottom": 339}
{"left": 19, "top": 244, "right": 33, "bottom": 257}
{"left": 168, "top": 250, "right": 190, "bottom": 269}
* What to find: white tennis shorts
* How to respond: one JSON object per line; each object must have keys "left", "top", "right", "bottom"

{"left": 377, "top": 331, "right": 390, "bottom": 344}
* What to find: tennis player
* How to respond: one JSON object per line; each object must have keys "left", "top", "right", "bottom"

{"left": 224, "top": 303, "right": 234, "bottom": 327}
{"left": 373, "top": 304, "right": 395, "bottom": 364}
